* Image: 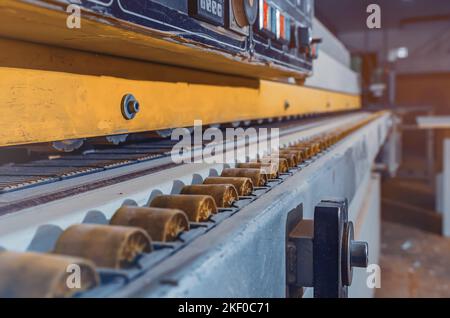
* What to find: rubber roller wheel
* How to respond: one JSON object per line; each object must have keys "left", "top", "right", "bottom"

{"left": 0, "top": 251, "right": 99, "bottom": 298}
{"left": 110, "top": 207, "right": 189, "bottom": 242}
{"left": 180, "top": 184, "right": 238, "bottom": 208}
{"left": 53, "top": 224, "right": 152, "bottom": 269}
{"left": 203, "top": 177, "right": 254, "bottom": 196}
{"left": 221, "top": 168, "right": 267, "bottom": 187}
{"left": 236, "top": 162, "right": 279, "bottom": 179}
{"left": 149, "top": 194, "right": 217, "bottom": 222}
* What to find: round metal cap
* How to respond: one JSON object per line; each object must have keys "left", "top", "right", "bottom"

{"left": 121, "top": 94, "right": 140, "bottom": 120}
{"left": 350, "top": 241, "right": 369, "bottom": 268}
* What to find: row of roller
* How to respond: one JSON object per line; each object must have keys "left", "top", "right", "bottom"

{"left": 0, "top": 113, "right": 382, "bottom": 297}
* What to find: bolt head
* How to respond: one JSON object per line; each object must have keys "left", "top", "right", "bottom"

{"left": 350, "top": 241, "right": 369, "bottom": 268}
{"left": 121, "top": 94, "right": 139, "bottom": 120}
{"left": 128, "top": 101, "right": 140, "bottom": 114}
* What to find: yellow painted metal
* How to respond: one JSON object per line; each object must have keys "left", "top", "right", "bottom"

{"left": 0, "top": 66, "right": 360, "bottom": 147}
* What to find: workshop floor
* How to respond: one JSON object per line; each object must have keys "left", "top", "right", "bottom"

{"left": 376, "top": 221, "right": 450, "bottom": 297}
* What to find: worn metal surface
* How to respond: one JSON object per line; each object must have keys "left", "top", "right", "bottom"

{"left": 0, "top": 114, "right": 358, "bottom": 214}
{"left": 348, "top": 173, "right": 381, "bottom": 298}
{"left": 287, "top": 219, "right": 314, "bottom": 288}
{"left": 0, "top": 66, "right": 360, "bottom": 147}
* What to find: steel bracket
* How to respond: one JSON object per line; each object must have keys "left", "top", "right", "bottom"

{"left": 287, "top": 198, "right": 369, "bottom": 298}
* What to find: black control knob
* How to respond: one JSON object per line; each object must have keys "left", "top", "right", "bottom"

{"left": 231, "top": 0, "right": 258, "bottom": 27}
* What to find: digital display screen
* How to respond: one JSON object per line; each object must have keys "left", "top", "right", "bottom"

{"left": 191, "top": 0, "right": 225, "bottom": 26}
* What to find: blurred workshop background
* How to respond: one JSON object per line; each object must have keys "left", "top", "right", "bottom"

{"left": 316, "top": 0, "right": 450, "bottom": 297}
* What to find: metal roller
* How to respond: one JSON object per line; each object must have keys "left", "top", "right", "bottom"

{"left": 286, "top": 147, "right": 307, "bottom": 161}
{"left": 53, "top": 224, "right": 152, "bottom": 269}
{"left": 259, "top": 157, "right": 290, "bottom": 174}
{"left": 149, "top": 194, "right": 218, "bottom": 222}
{"left": 236, "top": 162, "right": 279, "bottom": 179}
{"left": 180, "top": 184, "right": 239, "bottom": 208}
{"left": 110, "top": 206, "right": 190, "bottom": 242}
{"left": 296, "top": 141, "right": 313, "bottom": 154}
{"left": 314, "top": 137, "right": 328, "bottom": 150}
{"left": 0, "top": 251, "right": 99, "bottom": 298}
{"left": 320, "top": 135, "right": 334, "bottom": 148}
{"left": 203, "top": 177, "right": 254, "bottom": 196}
{"left": 278, "top": 152, "right": 299, "bottom": 167}
{"left": 334, "top": 128, "right": 346, "bottom": 138}
{"left": 324, "top": 133, "right": 338, "bottom": 146}
{"left": 299, "top": 142, "right": 320, "bottom": 156}
{"left": 289, "top": 145, "right": 313, "bottom": 159}
{"left": 280, "top": 149, "right": 303, "bottom": 165}
{"left": 331, "top": 133, "right": 340, "bottom": 143}
{"left": 258, "top": 157, "right": 289, "bottom": 175}
{"left": 334, "top": 128, "right": 348, "bottom": 140}
{"left": 310, "top": 141, "right": 323, "bottom": 154}
{"left": 220, "top": 168, "right": 267, "bottom": 187}
{"left": 276, "top": 158, "right": 290, "bottom": 173}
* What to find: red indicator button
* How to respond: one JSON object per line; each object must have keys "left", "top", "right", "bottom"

{"left": 263, "top": 1, "right": 269, "bottom": 30}
{"left": 279, "top": 14, "right": 285, "bottom": 40}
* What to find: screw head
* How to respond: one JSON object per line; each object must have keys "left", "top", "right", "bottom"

{"left": 121, "top": 94, "right": 140, "bottom": 120}
{"left": 128, "top": 100, "right": 140, "bottom": 114}
{"left": 284, "top": 100, "right": 290, "bottom": 110}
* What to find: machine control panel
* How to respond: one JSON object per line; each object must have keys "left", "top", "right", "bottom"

{"left": 44, "top": 0, "right": 318, "bottom": 80}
